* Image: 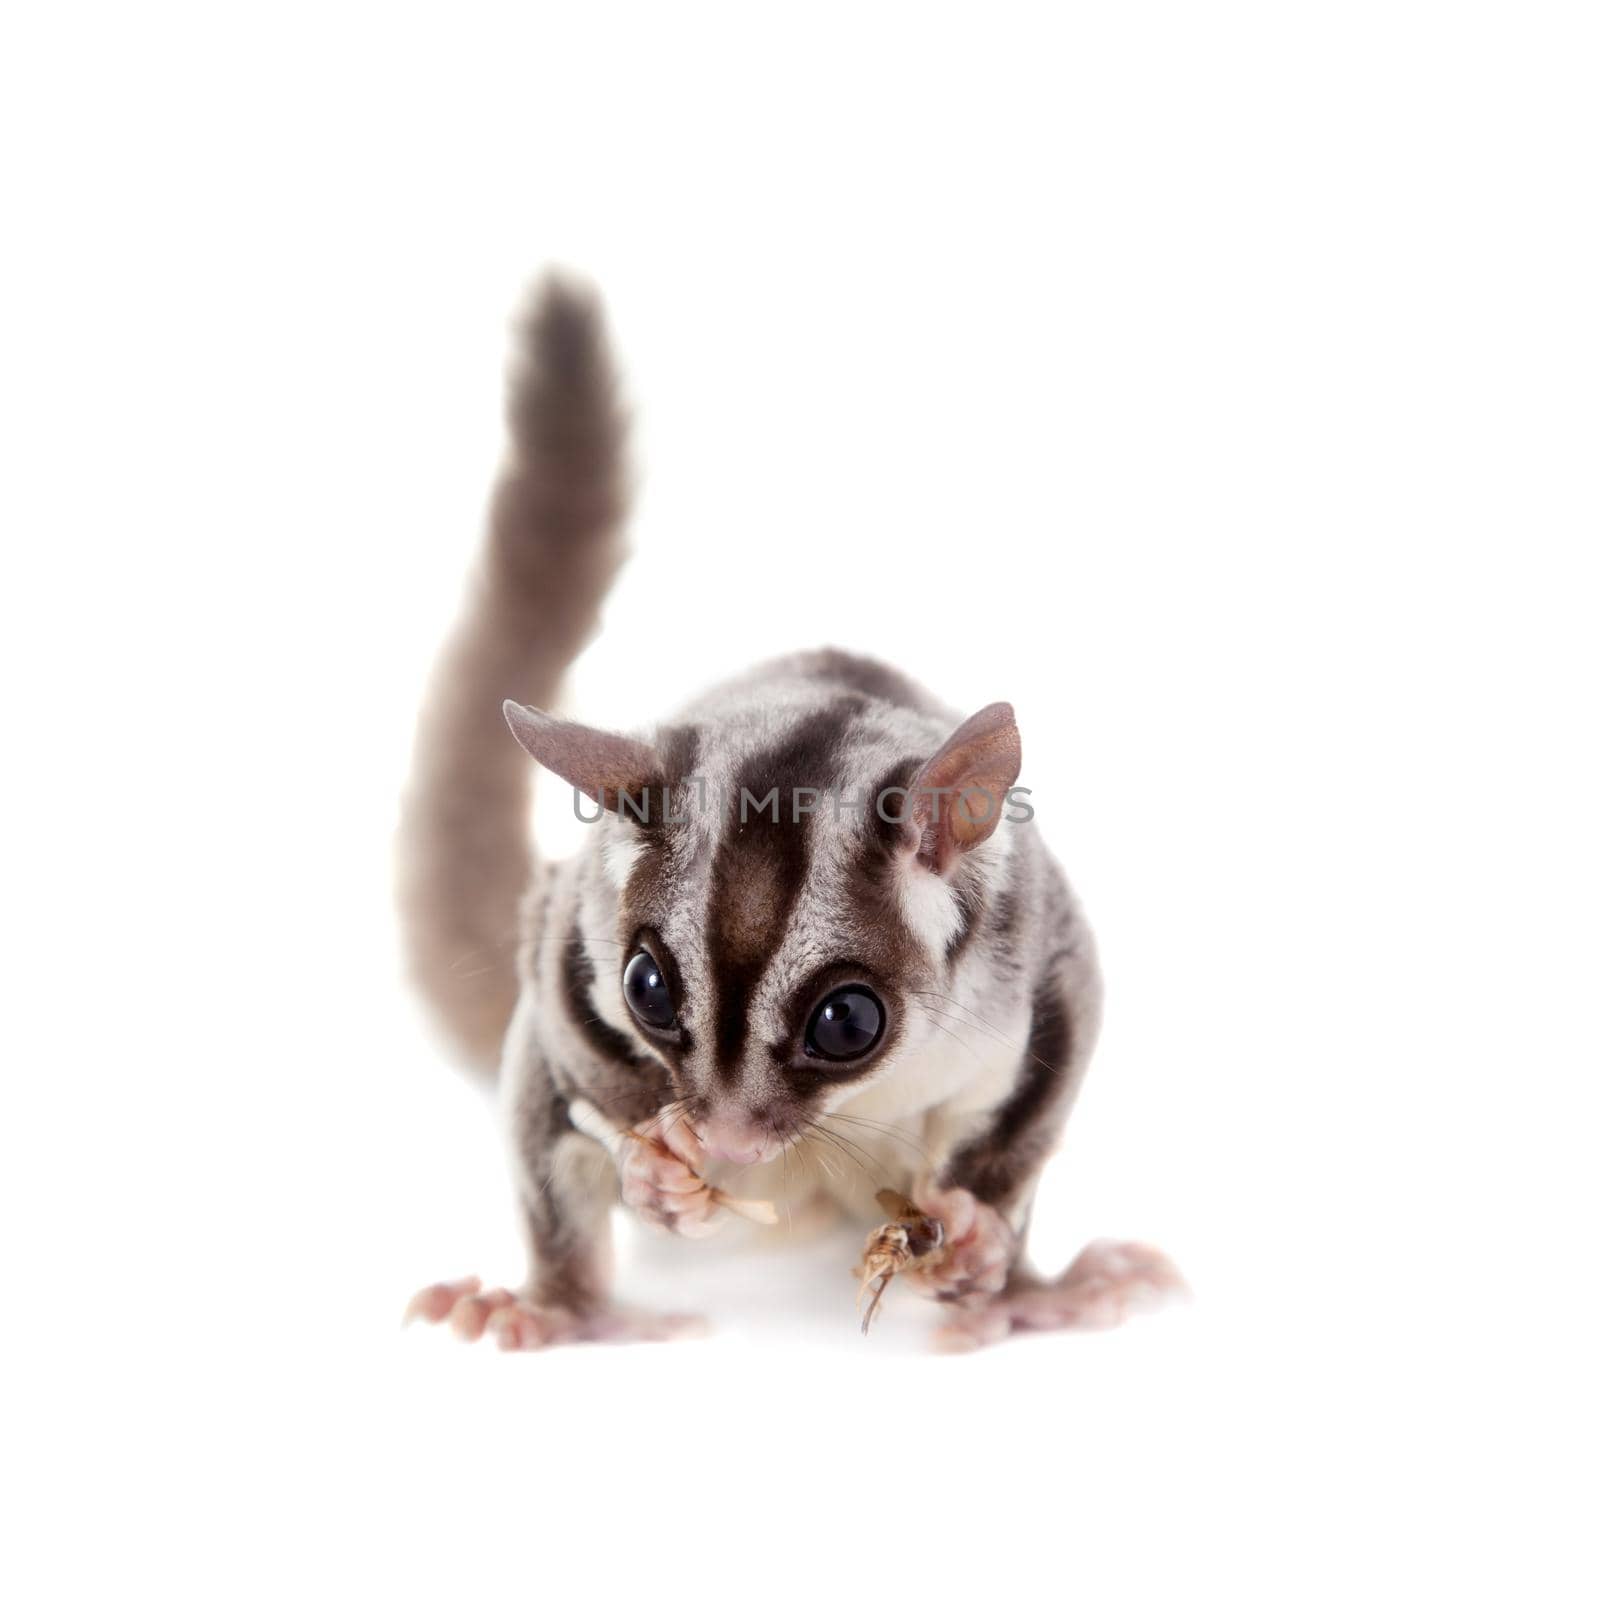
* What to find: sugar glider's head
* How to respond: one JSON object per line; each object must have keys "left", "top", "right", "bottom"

{"left": 505, "top": 692, "right": 1022, "bottom": 1164}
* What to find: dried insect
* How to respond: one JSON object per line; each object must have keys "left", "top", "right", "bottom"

{"left": 856, "top": 1188, "right": 946, "bottom": 1333}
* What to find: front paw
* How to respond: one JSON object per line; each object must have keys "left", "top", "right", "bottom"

{"left": 616, "top": 1113, "right": 726, "bottom": 1238}
{"left": 905, "top": 1182, "right": 1015, "bottom": 1300}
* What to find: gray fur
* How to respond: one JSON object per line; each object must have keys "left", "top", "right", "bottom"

{"left": 403, "top": 281, "right": 1103, "bottom": 1316}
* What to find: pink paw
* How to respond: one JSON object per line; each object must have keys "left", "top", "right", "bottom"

{"left": 905, "top": 1182, "right": 1016, "bottom": 1300}
{"left": 934, "top": 1239, "right": 1187, "bottom": 1352}
{"left": 617, "top": 1113, "right": 725, "bottom": 1238}
{"left": 403, "top": 1277, "right": 708, "bottom": 1351}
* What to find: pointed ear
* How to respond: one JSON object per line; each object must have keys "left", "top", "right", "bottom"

{"left": 905, "top": 702, "right": 1021, "bottom": 875}
{"left": 503, "top": 701, "right": 664, "bottom": 819}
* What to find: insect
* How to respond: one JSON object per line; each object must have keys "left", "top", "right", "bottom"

{"left": 856, "top": 1188, "right": 947, "bottom": 1334}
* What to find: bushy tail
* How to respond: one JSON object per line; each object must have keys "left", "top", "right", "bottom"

{"left": 397, "top": 276, "right": 629, "bottom": 1074}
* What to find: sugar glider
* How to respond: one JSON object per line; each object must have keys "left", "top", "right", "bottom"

{"left": 399, "top": 277, "right": 1181, "bottom": 1351}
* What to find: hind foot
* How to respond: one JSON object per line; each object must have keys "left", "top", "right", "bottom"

{"left": 403, "top": 1276, "right": 708, "bottom": 1351}
{"left": 934, "top": 1240, "right": 1187, "bottom": 1353}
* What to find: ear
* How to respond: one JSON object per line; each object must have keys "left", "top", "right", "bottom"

{"left": 905, "top": 702, "right": 1021, "bottom": 875}
{"left": 503, "top": 701, "right": 664, "bottom": 819}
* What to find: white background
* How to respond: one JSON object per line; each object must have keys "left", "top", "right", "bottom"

{"left": 3, "top": 3, "right": 1596, "bottom": 1595}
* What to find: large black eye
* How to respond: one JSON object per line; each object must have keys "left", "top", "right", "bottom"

{"left": 623, "top": 950, "right": 677, "bottom": 1032}
{"left": 805, "top": 986, "right": 885, "bottom": 1062}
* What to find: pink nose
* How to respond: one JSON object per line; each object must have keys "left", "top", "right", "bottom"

{"left": 695, "top": 1117, "right": 771, "bottom": 1166}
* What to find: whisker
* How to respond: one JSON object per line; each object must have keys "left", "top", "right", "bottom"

{"left": 811, "top": 1121, "right": 891, "bottom": 1180}
{"left": 808, "top": 1125, "right": 882, "bottom": 1185}
{"left": 799, "top": 1134, "right": 841, "bottom": 1183}
{"left": 914, "top": 991, "right": 1062, "bottom": 1077}
{"left": 913, "top": 1003, "right": 981, "bottom": 1061}
{"left": 445, "top": 934, "right": 520, "bottom": 970}
{"left": 822, "top": 1111, "right": 930, "bottom": 1163}
{"left": 911, "top": 990, "right": 1019, "bottom": 1045}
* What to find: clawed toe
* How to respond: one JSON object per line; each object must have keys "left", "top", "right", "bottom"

{"left": 402, "top": 1276, "right": 482, "bottom": 1326}
{"left": 404, "top": 1277, "right": 708, "bottom": 1351}
{"left": 933, "top": 1239, "right": 1187, "bottom": 1353}
{"left": 483, "top": 1301, "right": 572, "bottom": 1350}
{"left": 448, "top": 1288, "right": 516, "bottom": 1340}
{"left": 1051, "top": 1239, "right": 1187, "bottom": 1319}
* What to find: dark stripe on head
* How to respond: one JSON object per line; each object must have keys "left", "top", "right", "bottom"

{"left": 870, "top": 754, "right": 922, "bottom": 850}
{"left": 615, "top": 724, "right": 703, "bottom": 931}
{"left": 561, "top": 917, "right": 648, "bottom": 1072}
{"left": 704, "top": 705, "right": 862, "bottom": 1077}
{"left": 656, "top": 724, "right": 701, "bottom": 789}
{"left": 834, "top": 751, "right": 948, "bottom": 979}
